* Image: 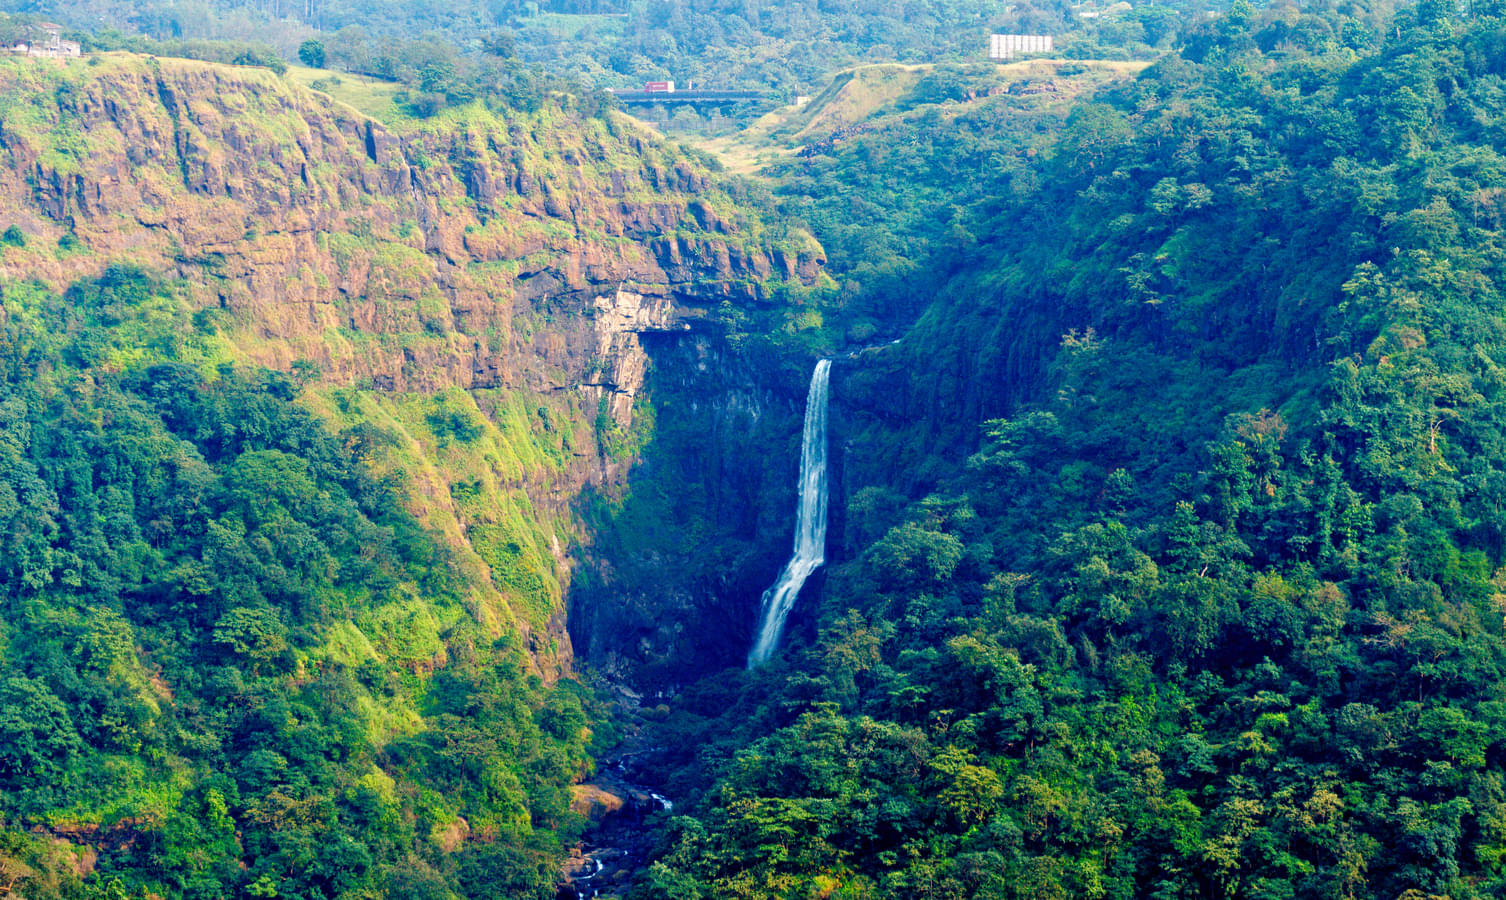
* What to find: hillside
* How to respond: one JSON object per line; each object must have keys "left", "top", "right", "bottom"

{"left": 0, "top": 50, "right": 820, "bottom": 898}
{"left": 3, "top": 0, "right": 1201, "bottom": 96}
{"left": 10, "top": 1, "right": 1506, "bottom": 898}
{"left": 622, "top": 7, "right": 1506, "bottom": 900}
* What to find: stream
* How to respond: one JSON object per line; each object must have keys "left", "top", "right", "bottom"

{"left": 558, "top": 764, "right": 673, "bottom": 899}
{"left": 558, "top": 741, "right": 674, "bottom": 900}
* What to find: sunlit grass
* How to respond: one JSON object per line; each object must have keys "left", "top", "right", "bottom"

{"left": 284, "top": 63, "right": 413, "bottom": 125}
{"left": 689, "top": 58, "right": 1151, "bottom": 175}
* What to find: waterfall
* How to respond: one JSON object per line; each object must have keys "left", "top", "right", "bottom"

{"left": 748, "top": 359, "right": 832, "bottom": 667}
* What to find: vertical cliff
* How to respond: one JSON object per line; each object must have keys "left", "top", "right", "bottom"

{"left": 0, "top": 53, "right": 824, "bottom": 679}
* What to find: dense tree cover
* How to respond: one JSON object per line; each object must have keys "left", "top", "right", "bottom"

{"left": 0, "top": 268, "right": 598, "bottom": 898}
{"left": 760, "top": 66, "right": 1098, "bottom": 349}
{"left": 0, "top": 11, "right": 612, "bottom": 118}
{"left": 1, "top": 0, "right": 1245, "bottom": 107}
{"left": 623, "top": 6, "right": 1506, "bottom": 899}
{"left": 750, "top": 0, "right": 1406, "bottom": 357}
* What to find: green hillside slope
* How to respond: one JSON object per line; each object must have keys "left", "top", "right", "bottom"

{"left": 631, "top": 7, "right": 1506, "bottom": 899}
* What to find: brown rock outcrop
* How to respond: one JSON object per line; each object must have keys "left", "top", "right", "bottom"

{"left": 0, "top": 55, "right": 823, "bottom": 407}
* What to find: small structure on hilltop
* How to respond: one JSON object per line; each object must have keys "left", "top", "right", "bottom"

{"left": 1077, "top": 2, "right": 1133, "bottom": 18}
{"left": 10, "top": 22, "right": 81, "bottom": 58}
{"left": 989, "top": 33, "right": 1053, "bottom": 60}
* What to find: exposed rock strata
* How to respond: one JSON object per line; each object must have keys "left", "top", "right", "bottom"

{"left": 0, "top": 55, "right": 825, "bottom": 676}
{"left": 0, "top": 57, "right": 821, "bottom": 406}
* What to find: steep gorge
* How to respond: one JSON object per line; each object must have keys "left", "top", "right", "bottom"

{"left": 0, "top": 52, "right": 825, "bottom": 675}
{"left": 0, "top": 51, "right": 839, "bottom": 895}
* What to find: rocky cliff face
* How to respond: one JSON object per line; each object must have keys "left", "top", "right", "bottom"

{"left": 566, "top": 339, "right": 832, "bottom": 686}
{"left": 0, "top": 53, "right": 824, "bottom": 675}
{"left": 0, "top": 56, "right": 819, "bottom": 394}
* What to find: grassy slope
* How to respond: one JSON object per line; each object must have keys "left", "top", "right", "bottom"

{"left": 693, "top": 58, "right": 1148, "bottom": 174}
{"left": 283, "top": 63, "right": 414, "bottom": 124}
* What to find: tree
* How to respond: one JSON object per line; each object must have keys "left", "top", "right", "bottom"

{"left": 213, "top": 607, "right": 289, "bottom": 669}
{"left": 866, "top": 523, "right": 964, "bottom": 592}
{"left": 482, "top": 31, "right": 516, "bottom": 58}
{"left": 298, "top": 38, "right": 326, "bottom": 68}
{"left": 0, "top": 676, "right": 80, "bottom": 789}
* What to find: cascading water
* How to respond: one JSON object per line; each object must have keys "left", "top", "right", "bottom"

{"left": 748, "top": 359, "right": 832, "bottom": 667}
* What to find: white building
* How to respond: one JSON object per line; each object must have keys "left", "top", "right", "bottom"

{"left": 989, "top": 33, "right": 1053, "bottom": 60}
{"left": 10, "top": 23, "right": 81, "bottom": 59}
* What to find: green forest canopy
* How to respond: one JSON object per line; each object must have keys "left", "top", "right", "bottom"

{"left": 624, "top": 5, "right": 1506, "bottom": 899}
{"left": 9, "top": 0, "right": 1506, "bottom": 896}
{"left": 0, "top": 268, "right": 598, "bottom": 898}
{"left": 0, "top": 0, "right": 1247, "bottom": 103}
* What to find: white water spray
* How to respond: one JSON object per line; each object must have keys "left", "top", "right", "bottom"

{"left": 748, "top": 359, "right": 831, "bottom": 667}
